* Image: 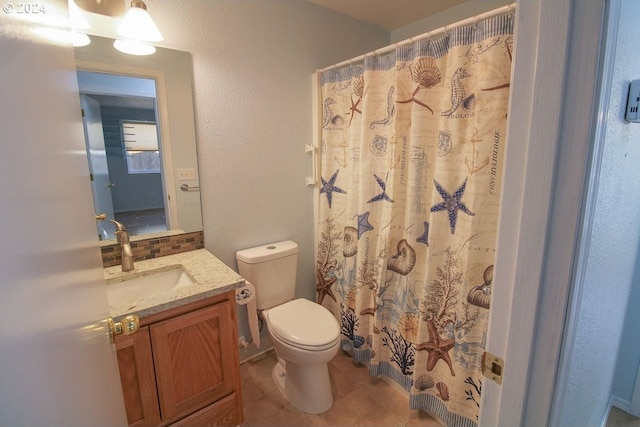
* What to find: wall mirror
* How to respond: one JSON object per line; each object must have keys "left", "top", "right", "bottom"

{"left": 74, "top": 35, "right": 203, "bottom": 242}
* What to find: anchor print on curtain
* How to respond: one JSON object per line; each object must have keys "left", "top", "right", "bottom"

{"left": 316, "top": 13, "right": 513, "bottom": 427}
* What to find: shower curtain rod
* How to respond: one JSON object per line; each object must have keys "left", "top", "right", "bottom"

{"left": 318, "top": 2, "right": 515, "bottom": 72}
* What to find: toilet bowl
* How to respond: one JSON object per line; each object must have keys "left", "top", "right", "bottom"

{"left": 264, "top": 298, "right": 340, "bottom": 414}
{"left": 236, "top": 241, "right": 341, "bottom": 414}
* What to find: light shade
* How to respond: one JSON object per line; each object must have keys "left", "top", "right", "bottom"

{"left": 113, "top": 39, "right": 156, "bottom": 55}
{"left": 117, "top": 0, "right": 163, "bottom": 43}
{"left": 69, "top": 0, "right": 91, "bottom": 30}
{"left": 72, "top": 32, "right": 91, "bottom": 47}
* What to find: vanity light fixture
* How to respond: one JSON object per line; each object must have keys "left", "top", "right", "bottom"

{"left": 69, "top": 0, "right": 91, "bottom": 46}
{"left": 113, "top": 39, "right": 156, "bottom": 55}
{"left": 73, "top": 0, "right": 162, "bottom": 55}
{"left": 69, "top": 0, "right": 91, "bottom": 30}
{"left": 117, "top": 0, "right": 163, "bottom": 43}
{"left": 113, "top": 0, "right": 162, "bottom": 55}
{"left": 74, "top": 0, "right": 126, "bottom": 16}
{"left": 72, "top": 32, "right": 91, "bottom": 47}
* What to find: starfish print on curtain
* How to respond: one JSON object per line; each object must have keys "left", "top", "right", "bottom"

{"left": 320, "top": 169, "right": 346, "bottom": 208}
{"left": 416, "top": 320, "right": 456, "bottom": 376}
{"left": 316, "top": 269, "right": 337, "bottom": 304}
{"left": 357, "top": 212, "right": 374, "bottom": 238}
{"left": 430, "top": 178, "right": 475, "bottom": 234}
{"left": 416, "top": 221, "right": 430, "bottom": 246}
{"left": 348, "top": 75, "right": 364, "bottom": 127}
{"left": 367, "top": 173, "right": 394, "bottom": 203}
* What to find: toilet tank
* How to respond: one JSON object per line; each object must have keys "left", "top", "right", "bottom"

{"left": 236, "top": 240, "right": 298, "bottom": 310}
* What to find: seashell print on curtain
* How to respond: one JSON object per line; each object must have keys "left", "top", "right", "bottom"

{"left": 316, "top": 13, "right": 513, "bottom": 427}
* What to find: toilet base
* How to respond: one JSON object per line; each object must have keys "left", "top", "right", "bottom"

{"left": 271, "top": 358, "right": 334, "bottom": 414}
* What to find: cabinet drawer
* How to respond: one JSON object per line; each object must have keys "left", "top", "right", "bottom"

{"left": 170, "top": 393, "right": 241, "bottom": 427}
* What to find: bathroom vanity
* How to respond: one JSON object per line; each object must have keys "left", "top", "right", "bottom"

{"left": 105, "top": 250, "right": 245, "bottom": 426}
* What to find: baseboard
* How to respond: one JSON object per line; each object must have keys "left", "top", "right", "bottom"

{"left": 612, "top": 395, "right": 631, "bottom": 413}
{"left": 598, "top": 395, "right": 615, "bottom": 427}
{"left": 240, "top": 347, "right": 275, "bottom": 364}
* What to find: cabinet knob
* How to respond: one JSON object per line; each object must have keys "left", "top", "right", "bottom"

{"left": 108, "top": 315, "right": 140, "bottom": 343}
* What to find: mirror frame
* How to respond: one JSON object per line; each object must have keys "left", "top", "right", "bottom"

{"left": 75, "top": 36, "right": 203, "bottom": 243}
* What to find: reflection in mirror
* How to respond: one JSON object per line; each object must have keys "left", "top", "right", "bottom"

{"left": 78, "top": 72, "right": 167, "bottom": 240}
{"left": 74, "top": 35, "right": 203, "bottom": 243}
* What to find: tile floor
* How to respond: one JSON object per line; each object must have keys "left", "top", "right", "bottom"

{"left": 239, "top": 350, "right": 441, "bottom": 427}
{"left": 239, "top": 350, "right": 640, "bottom": 426}
{"left": 607, "top": 407, "right": 640, "bottom": 427}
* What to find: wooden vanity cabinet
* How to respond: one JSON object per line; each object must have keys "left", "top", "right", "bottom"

{"left": 116, "top": 326, "right": 161, "bottom": 426}
{"left": 114, "top": 291, "right": 243, "bottom": 427}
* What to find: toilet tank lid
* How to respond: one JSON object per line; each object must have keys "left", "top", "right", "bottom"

{"left": 236, "top": 240, "right": 298, "bottom": 264}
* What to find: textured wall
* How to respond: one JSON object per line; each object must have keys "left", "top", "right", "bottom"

{"left": 557, "top": 0, "right": 640, "bottom": 424}
{"left": 147, "top": 0, "right": 389, "bottom": 357}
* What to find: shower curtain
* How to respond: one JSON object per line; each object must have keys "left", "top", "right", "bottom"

{"left": 316, "top": 13, "right": 513, "bottom": 426}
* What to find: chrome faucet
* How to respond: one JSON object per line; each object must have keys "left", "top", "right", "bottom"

{"left": 110, "top": 219, "right": 134, "bottom": 272}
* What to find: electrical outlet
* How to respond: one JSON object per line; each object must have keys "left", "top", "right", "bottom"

{"left": 177, "top": 168, "right": 196, "bottom": 181}
{"left": 625, "top": 80, "right": 640, "bottom": 123}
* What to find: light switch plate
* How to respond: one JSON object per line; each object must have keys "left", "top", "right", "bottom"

{"left": 625, "top": 80, "right": 640, "bottom": 123}
{"left": 177, "top": 168, "right": 196, "bottom": 181}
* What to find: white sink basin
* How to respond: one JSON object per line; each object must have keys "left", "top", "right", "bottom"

{"left": 106, "top": 266, "right": 194, "bottom": 307}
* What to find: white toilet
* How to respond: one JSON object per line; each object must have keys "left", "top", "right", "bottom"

{"left": 236, "top": 240, "right": 340, "bottom": 414}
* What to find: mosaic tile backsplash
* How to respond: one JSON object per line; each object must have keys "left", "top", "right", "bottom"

{"left": 101, "top": 231, "right": 205, "bottom": 268}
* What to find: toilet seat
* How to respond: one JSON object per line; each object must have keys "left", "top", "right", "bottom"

{"left": 266, "top": 298, "right": 340, "bottom": 351}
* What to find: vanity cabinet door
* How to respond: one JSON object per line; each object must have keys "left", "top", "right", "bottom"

{"left": 115, "top": 326, "right": 161, "bottom": 427}
{"left": 149, "top": 301, "right": 241, "bottom": 424}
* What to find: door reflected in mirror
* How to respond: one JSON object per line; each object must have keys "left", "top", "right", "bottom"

{"left": 79, "top": 71, "right": 168, "bottom": 240}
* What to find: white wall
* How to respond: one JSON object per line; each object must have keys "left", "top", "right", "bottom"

{"left": 147, "top": 0, "right": 389, "bottom": 357}
{"left": 555, "top": 0, "right": 640, "bottom": 424}
{"left": 607, "top": 0, "right": 640, "bottom": 413}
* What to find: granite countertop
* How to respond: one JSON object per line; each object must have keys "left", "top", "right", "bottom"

{"left": 104, "top": 249, "right": 245, "bottom": 320}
